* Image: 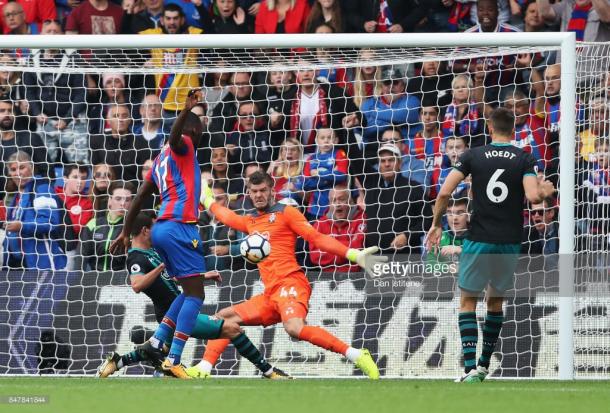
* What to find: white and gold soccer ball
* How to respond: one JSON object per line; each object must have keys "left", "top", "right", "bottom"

{"left": 240, "top": 233, "right": 271, "bottom": 264}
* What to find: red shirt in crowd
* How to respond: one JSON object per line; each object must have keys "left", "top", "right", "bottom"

{"left": 55, "top": 187, "right": 94, "bottom": 236}
{"left": 310, "top": 208, "right": 366, "bottom": 272}
{"left": 0, "top": 0, "right": 56, "bottom": 34}
{"left": 65, "top": 0, "right": 123, "bottom": 34}
{"left": 255, "top": 0, "right": 310, "bottom": 34}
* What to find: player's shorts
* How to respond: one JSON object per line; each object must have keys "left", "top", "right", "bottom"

{"left": 190, "top": 314, "right": 224, "bottom": 340}
{"left": 151, "top": 220, "right": 206, "bottom": 278}
{"left": 458, "top": 239, "right": 521, "bottom": 293}
{"left": 233, "top": 274, "right": 312, "bottom": 327}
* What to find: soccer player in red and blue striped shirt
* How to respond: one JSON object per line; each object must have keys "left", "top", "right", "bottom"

{"left": 111, "top": 91, "right": 209, "bottom": 378}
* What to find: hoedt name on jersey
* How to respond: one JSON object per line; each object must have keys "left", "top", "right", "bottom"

{"left": 484, "top": 150, "right": 516, "bottom": 160}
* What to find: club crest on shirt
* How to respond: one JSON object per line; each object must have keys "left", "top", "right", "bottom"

{"left": 191, "top": 239, "right": 199, "bottom": 249}
{"left": 130, "top": 264, "right": 141, "bottom": 274}
{"left": 269, "top": 213, "right": 276, "bottom": 223}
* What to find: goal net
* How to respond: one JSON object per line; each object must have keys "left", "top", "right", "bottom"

{"left": 0, "top": 34, "right": 608, "bottom": 379}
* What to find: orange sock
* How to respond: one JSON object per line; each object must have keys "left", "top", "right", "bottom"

{"left": 203, "top": 338, "right": 231, "bottom": 364}
{"left": 298, "top": 325, "right": 349, "bottom": 355}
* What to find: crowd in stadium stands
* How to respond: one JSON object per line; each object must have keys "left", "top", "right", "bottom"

{"left": 0, "top": 0, "right": 608, "bottom": 272}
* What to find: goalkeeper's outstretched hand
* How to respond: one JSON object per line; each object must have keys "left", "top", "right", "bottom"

{"left": 346, "top": 247, "right": 388, "bottom": 276}
{"left": 200, "top": 177, "right": 214, "bottom": 209}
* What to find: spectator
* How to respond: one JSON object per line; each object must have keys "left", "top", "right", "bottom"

{"left": 359, "top": 143, "right": 430, "bottom": 254}
{"left": 0, "top": 53, "right": 27, "bottom": 104}
{"left": 312, "top": 23, "right": 349, "bottom": 87}
{"left": 255, "top": 0, "right": 310, "bottom": 33}
{"left": 268, "top": 137, "right": 305, "bottom": 203}
{"left": 227, "top": 101, "right": 275, "bottom": 166}
{"left": 257, "top": 70, "right": 296, "bottom": 142}
{"left": 65, "top": 0, "right": 124, "bottom": 34}
{"left": 0, "top": 0, "right": 57, "bottom": 34}
{"left": 121, "top": 0, "right": 163, "bottom": 33}
{"left": 441, "top": 74, "right": 485, "bottom": 147}
{"left": 347, "top": 49, "right": 382, "bottom": 109}
{"left": 406, "top": 58, "right": 453, "bottom": 109}
{"left": 446, "top": 0, "right": 477, "bottom": 32}
{"left": 3, "top": 151, "right": 66, "bottom": 270}
{"left": 231, "top": 162, "right": 262, "bottom": 212}
{"left": 579, "top": 95, "right": 609, "bottom": 161}
{"left": 503, "top": 88, "right": 549, "bottom": 172}
{"left": 208, "top": 0, "right": 253, "bottom": 33}
{"left": 471, "top": 0, "right": 513, "bottom": 26}
{"left": 24, "top": 21, "right": 88, "bottom": 165}
{"left": 408, "top": 105, "right": 445, "bottom": 198}
{"left": 377, "top": 127, "right": 419, "bottom": 184}
{"left": 210, "top": 146, "right": 244, "bottom": 199}
{"left": 580, "top": 137, "right": 610, "bottom": 249}
{"left": 140, "top": 4, "right": 203, "bottom": 123}
{"left": 462, "top": 0, "right": 522, "bottom": 103}
{"left": 89, "top": 162, "right": 116, "bottom": 211}
{"left": 55, "top": 163, "right": 93, "bottom": 267}
{"left": 309, "top": 184, "right": 366, "bottom": 272}
{"left": 426, "top": 196, "right": 469, "bottom": 264}
{"left": 203, "top": 70, "right": 231, "bottom": 116}
{"left": 360, "top": 66, "right": 421, "bottom": 144}
{"left": 80, "top": 180, "right": 135, "bottom": 271}
{"left": 288, "top": 56, "right": 359, "bottom": 151}
{"left": 305, "top": 0, "right": 343, "bottom": 32}
{"left": 133, "top": 93, "right": 167, "bottom": 154}
{"left": 87, "top": 72, "right": 134, "bottom": 135}
{"left": 302, "top": 128, "right": 348, "bottom": 220}
{"left": 199, "top": 181, "right": 238, "bottom": 271}
{"left": 537, "top": 0, "right": 610, "bottom": 42}
{"left": 437, "top": 135, "right": 470, "bottom": 197}
{"left": 3, "top": 2, "right": 40, "bottom": 35}
{"left": 90, "top": 103, "right": 151, "bottom": 183}
{"left": 0, "top": 99, "right": 48, "bottom": 191}
{"left": 344, "top": 0, "right": 428, "bottom": 33}
{"left": 520, "top": 0, "right": 548, "bottom": 32}
{"left": 56, "top": 163, "right": 94, "bottom": 239}
{"left": 522, "top": 196, "right": 559, "bottom": 255}
{"left": 209, "top": 71, "right": 261, "bottom": 134}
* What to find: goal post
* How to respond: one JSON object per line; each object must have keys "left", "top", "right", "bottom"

{"left": 0, "top": 32, "right": 588, "bottom": 379}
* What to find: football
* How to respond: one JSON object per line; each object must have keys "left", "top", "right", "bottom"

{"left": 240, "top": 233, "right": 271, "bottom": 264}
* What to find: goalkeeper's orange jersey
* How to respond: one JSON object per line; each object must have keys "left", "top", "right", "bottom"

{"left": 209, "top": 202, "right": 350, "bottom": 292}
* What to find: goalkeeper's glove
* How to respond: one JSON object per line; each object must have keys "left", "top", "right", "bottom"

{"left": 346, "top": 246, "right": 388, "bottom": 273}
{"left": 200, "top": 178, "right": 214, "bottom": 209}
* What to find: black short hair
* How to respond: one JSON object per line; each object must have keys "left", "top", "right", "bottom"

{"left": 445, "top": 135, "right": 469, "bottom": 147}
{"left": 489, "top": 107, "right": 515, "bottom": 137}
{"left": 131, "top": 212, "right": 153, "bottom": 237}
{"left": 163, "top": 3, "right": 185, "bottom": 17}
{"left": 108, "top": 180, "right": 136, "bottom": 196}
{"left": 63, "top": 163, "right": 89, "bottom": 178}
{"left": 247, "top": 170, "right": 274, "bottom": 188}
{"left": 448, "top": 197, "right": 469, "bottom": 209}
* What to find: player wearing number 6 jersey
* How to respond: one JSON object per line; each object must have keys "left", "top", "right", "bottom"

{"left": 191, "top": 171, "right": 386, "bottom": 379}
{"left": 426, "top": 107, "right": 555, "bottom": 383}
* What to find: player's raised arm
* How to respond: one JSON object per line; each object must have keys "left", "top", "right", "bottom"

{"left": 283, "top": 206, "right": 386, "bottom": 271}
{"left": 523, "top": 175, "right": 556, "bottom": 204}
{"left": 109, "top": 179, "right": 156, "bottom": 255}
{"left": 169, "top": 90, "right": 199, "bottom": 153}
{"left": 426, "top": 168, "right": 466, "bottom": 251}
{"left": 200, "top": 179, "right": 249, "bottom": 233}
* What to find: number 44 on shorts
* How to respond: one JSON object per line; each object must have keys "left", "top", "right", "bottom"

{"left": 279, "top": 287, "right": 298, "bottom": 298}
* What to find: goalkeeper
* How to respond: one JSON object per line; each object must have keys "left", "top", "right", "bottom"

{"left": 189, "top": 171, "right": 386, "bottom": 379}
{"left": 97, "top": 212, "right": 289, "bottom": 379}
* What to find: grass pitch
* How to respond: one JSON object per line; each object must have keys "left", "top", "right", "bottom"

{"left": 0, "top": 378, "right": 608, "bottom": 413}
